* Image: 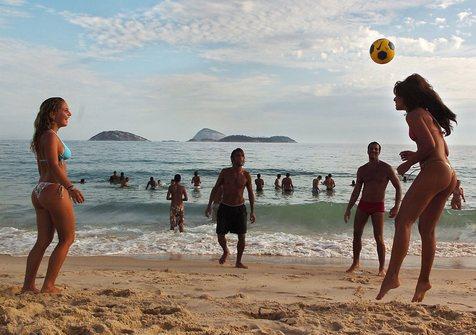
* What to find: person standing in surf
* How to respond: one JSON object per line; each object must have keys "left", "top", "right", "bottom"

{"left": 23, "top": 97, "right": 84, "bottom": 294}
{"left": 377, "top": 74, "right": 457, "bottom": 302}
{"left": 191, "top": 171, "right": 201, "bottom": 190}
{"left": 344, "top": 142, "right": 401, "bottom": 276}
{"left": 205, "top": 148, "right": 256, "bottom": 268}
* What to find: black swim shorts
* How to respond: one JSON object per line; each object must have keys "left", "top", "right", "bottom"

{"left": 216, "top": 203, "right": 247, "bottom": 235}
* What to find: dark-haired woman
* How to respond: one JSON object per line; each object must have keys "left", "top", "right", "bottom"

{"left": 22, "top": 98, "right": 84, "bottom": 294}
{"left": 377, "top": 74, "right": 457, "bottom": 302}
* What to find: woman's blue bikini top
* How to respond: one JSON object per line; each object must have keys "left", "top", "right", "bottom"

{"left": 38, "top": 131, "right": 71, "bottom": 163}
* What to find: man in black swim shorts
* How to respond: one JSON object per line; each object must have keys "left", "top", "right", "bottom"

{"left": 206, "top": 148, "right": 256, "bottom": 268}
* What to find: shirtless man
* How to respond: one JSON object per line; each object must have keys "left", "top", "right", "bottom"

{"left": 167, "top": 174, "right": 188, "bottom": 232}
{"left": 324, "top": 174, "right": 336, "bottom": 191}
{"left": 146, "top": 176, "right": 158, "bottom": 190}
{"left": 205, "top": 148, "right": 256, "bottom": 268}
{"left": 450, "top": 180, "right": 466, "bottom": 210}
{"left": 191, "top": 171, "right": 201, "bottom": 190}
{"left": 255, "top": 174, "right": 264, "bottom": 192}
{"left": 344, "top": 142, "right": 402, "bottom": 276}
{"left": 274, "top": 174, "right": 282, "bottom": 190}
{"left": 312, "top": 175, "right": 322, "bottom": 194}
{"left": 109, "top": 171, "right": 119, "bottom": 184}
{"left": 282, "top": 173, "right": 294, "bottom": 193}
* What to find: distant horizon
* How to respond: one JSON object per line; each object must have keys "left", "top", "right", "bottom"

{"left": 1, "top": 1, "right": 474, "bottom": 145}
{"left": 4, "top": 138, "right": 475, "bottom": 147}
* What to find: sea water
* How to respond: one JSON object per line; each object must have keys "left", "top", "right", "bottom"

{"left": 0, "top": 140, "right": 474, "bottom": 260}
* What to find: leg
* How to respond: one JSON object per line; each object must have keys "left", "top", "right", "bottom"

{"left": 370, "top": 212, "right": 386, "bottom": 276}
{"left": 346, "top": 208, "right": 369, "bottom": 273}
{"left": 413, "top": 175, "right": 456, "bottom": 302}
{"left": 41, "top": 189, "right": 76, "bottom": 293}
{"left": 178, "top": 210, "right": 184, "bottom": 233}
{"left": 217, "top": 234, "right": 229, "bottom": 264}
{"left": 377, "top": 164, "right": 453, "bottom": 300}
{"left": 22, "top": 194, "right": 55, "bottom": 293}
{"left": 235, "top": 234, "right": 247, "bottom": 269}
{"left": 170, "top": 210, "right": 176, "bottom": 231}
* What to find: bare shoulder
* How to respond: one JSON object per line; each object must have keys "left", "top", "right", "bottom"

{"left": 40, "top": 130, "right": 57, "bottom": 144}
{"left": 357, "top": 164, "right": 368, "bottom": 173}
{"left": 220, "top": 167, "right": 232, "bottom": 176}
{"left": 379, "top": 160, "right": 392, "bottom": 169}
{"left": 380, "top": 161, "right": 395, "bottom": 174}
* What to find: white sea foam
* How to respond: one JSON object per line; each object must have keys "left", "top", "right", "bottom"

{"left": 1, "top": 225, "right": 475, "bottom": 259}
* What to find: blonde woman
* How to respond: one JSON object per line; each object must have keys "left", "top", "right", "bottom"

{"left": 22, "top": 97, "right": 84, "bottom": 294}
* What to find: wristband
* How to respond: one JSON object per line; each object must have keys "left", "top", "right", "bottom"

{"left": 66, "top": 185, "right": 74, "bottom": 191}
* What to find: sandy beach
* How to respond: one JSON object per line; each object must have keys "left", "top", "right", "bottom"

{"left": 0, "top": 255, "right": 474, "bottom": 334}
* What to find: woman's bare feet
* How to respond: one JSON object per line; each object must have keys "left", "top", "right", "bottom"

{"left": 346, "top": 262, "right": 359, "bottom": 273}
{"left": 21, "top": 286, "right": 40, "bottom": 294}
{"left": 235, "top": 262, "right": 248, "bottom": 269}
{"left": 376, "top": 275, "right": 400, "bottom": 300}
{"left": 41, "top": 286, "right": 62, "bottom": 294}
{"left": 219, "top": 250, "right": 229, "bottom": 264}
{"left": 412, "top": 281, "right": 431, "bottom": 302}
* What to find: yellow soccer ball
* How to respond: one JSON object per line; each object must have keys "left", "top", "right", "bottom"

{"left": 369, "top": 38, "right": 395, "bottom": 64}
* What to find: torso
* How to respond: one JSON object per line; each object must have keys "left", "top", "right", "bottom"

{"left": 192, "top": 176, "right": 201, "bottom": 186}
{"left": 359, "top": 161, "right": 390, "bottom": 202}
{"left": 282, "top": 177, "right": 292, "bottom": 190}
{"left": 409, "top": 109, "right": 450, "bottom": 169}
{"left": 37, "top": 131, "right": 68, "bottom": 184}
{"left": 220, "top": 167, "right": 249, "bottom": 205}
{"left": 170, "top": 184, "right": 186, "bottom": 206}
{"left": 255, "top": 179, "right": 264, "bottom": 191}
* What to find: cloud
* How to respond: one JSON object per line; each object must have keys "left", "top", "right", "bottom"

{"left": 457, "top": 10, "right": 476, "bottom": 26}
{"left": 0, "top": 0, "right": 29, "bottom": 27}
{"left": 429, "top": 0, "right": 465, "bottom": 9}
{"left": 0, "top": 0, "right": 25, "bottom": 5}
{"left": 56, "top": 0, "right": 445, "bottom": 64}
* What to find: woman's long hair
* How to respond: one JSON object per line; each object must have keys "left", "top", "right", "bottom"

{"left": 394, "top": 74, "right": 456, "bottom": 136}
{"left": 31, "top": 97, "right": 65, "bottom": 154}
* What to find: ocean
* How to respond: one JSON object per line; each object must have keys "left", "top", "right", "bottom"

{"left": 0, "top": 140, "right": 475, "bottom": 261}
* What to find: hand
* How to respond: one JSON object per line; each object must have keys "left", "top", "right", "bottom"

{"left": 389, "top": 205, "right": 399, "bottom": 218}
{"left": 344, "top": 209, "right": 351, "bottom": 223}
{"left": 250, "top": 212, "right": 256, "bottom": 223}
{"left": 68, "top": 188, "right": 84, "bottom": 204}
{"left": 397, "top": 161, "right": 412, "bottom": 176}
{"left": 399, "top": 150, "right": 415, "bottom": 161}
{"left": 205, "top": 205, "right": 212, "bottom": 218}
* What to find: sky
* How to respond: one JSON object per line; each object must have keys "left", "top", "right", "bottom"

{"left": 0, "top": 0, "right": 475, "bottom": 144}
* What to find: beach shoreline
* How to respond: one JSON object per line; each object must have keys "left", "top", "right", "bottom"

{"left": 1, "top": 255, "right": 474, "bottom": 334}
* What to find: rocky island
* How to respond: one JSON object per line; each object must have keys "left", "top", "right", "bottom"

{"left": 89, "top": 131, "right": 149, "bottom": 141}
{"left": 188, "top": 129, "right": 296, "bottom": 143}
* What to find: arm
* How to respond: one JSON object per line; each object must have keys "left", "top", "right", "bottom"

{"left": 245, "top": 172, "right": 256, "bottom": 223}
{"left": 206, "top": 171, "right": 224, "bottom": 217}
{"left": 182, "top": 188, "right": 188, "bottom": 202}
{"left": 461, "top": 188, "right": 466, "bottom": 202}
{"left": 166, "top": 187, "right": 172, "bottom": 200}
{"left": 146, "top": 182, "right": 149, "bottom": 190}
{"left": 387, "top": 164, "right": 402, "bottom": 218}
{"left": 398, "top": 110, "right": 436, "bottom": 174}
{"left": 42, "top": 132, "right": 84, "bottom": 203}
{"left": 344, "top": 169, "right": 363, "bottom": 223}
